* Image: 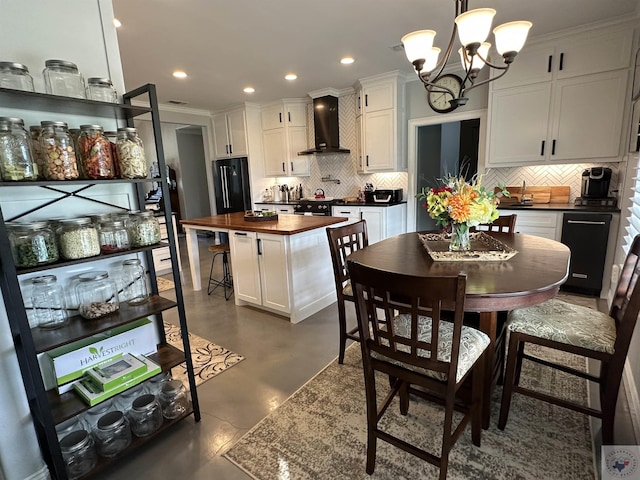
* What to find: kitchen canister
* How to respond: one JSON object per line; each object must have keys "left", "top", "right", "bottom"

{"left": 143, "top": 371, "right": 172, "bottom": 396}
{"left": 55, "top": 416, "right": 86, "bottom": 442}
{"left": 84, "top": 399, "right": 115, "bottom": 432}
{"left": 98, "top": 219, "right": 130, "bottom": 253}
{"left": 0, "top": 117, "right": 38, "bottom": 181}
{"left": 128, "top": 211, "right": 160, "bottom": 247}
{"left": 29, "top": 125, "right": 46, "bottom": 180}
{"left": 77, "top": 124, "right": 114, "bottom": 179}
{"left": 43, "top": 59, "right": 85, "bottom": 99}
{"left": 39, "top": 121, "right": 80, "bottom": 180}
{"left": 31, "top": 275, "right": 68, "bottom": 329}
{"left": 158, "top": 379, "right": 190, "bottom": 419}
{"left": 119, "top": 258, "right": 149, "bottom": 305}
{"left": 75, "top": 271, "right": 119, "bottom": 319}
{"left": 59, "top": 429, "right": 97, "bottom": 479}
{"left": 57, "top": 218, "right": 100, "bottom": 260}
{"left": 9, "top": 221, "right": 58, "bottom": 267}
{"left": 0, "top": 61, "right": 35, "bottom": 92}
{"left": 129, "top": 394, "right": 163, "bottom": 437}
{"left": 114, "top": 383, "right": 145, "bottom": 413}
{"left": 93, "top": 410, "right": 132, "bottom": 458}
{"left": 86, "top": 77, "right": 118, "bottom": 103}
{"left": 116, "top": 127, "right": 147, "bottom": 179}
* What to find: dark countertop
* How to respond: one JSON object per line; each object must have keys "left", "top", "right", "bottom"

{"left": 255, "top": 200, "right": 407, "bottom": 207}
{"left": 499, "top": 203, "right": 620, "bottom": 213}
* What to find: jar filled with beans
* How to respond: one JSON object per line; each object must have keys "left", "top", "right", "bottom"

{"left": 57, "top": 218, "right": 100, "bottom": 260}
{"left": 75, "top": 271, "right": 119, "bottom": 319}
{"left": 40, "top": 121, "right": 79, "bottom": 180}
{"left": 98, "top": 219, "right": 130, "bottom": 254}
{"left": 0, "top": 117, "right": 37, "bottom": 181}
{"left": 29, "top": 125, "right": 46, "bottom": 179}
{"left": 116, "top": 127, "right": 147, "bottom": 179}
{"left": 9, "top": 221, "right": 59, "bottom": 267}
{"left": 128, "top": 211, "right": 160, "bottom": 247}
{"left": 77, "top": 125, "right": 114, "bottom": 179}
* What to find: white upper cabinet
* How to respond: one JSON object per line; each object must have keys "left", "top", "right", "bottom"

{"left": 212, "top": 107, "right": 248, "bottom": 158}
{"left": 487, "top": 24, "right": 632, "bottom": 167}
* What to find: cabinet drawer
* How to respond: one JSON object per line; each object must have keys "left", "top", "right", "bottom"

{"left": 153, "top": 247, "right": 173, "bottom": 271}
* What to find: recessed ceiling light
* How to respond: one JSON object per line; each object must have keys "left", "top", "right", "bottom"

{"left": 113, "top": 18, "right": 122, "bottom": 28}
{"left": 285, "top": 74, "right": 298, "bottom": 81}
{"left": 243, "top": 87, "right": 255, "bottom": 93}
{"left": 340, "top": 57, "right": 355, "bottom": 65}
{"left": 172, "top": 71, "right": 188, "bottom": 78}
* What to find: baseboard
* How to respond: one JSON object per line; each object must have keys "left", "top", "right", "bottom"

{"left": 623, "top": 359, "right": 640, "bottom": 443}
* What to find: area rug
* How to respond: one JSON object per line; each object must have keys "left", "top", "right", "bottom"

{"left": 157, "top": 277, "right": 175, "bottom": 293}
{"left": 163, "top": 321, "right": 244, "bottom": 387}
{"left": 224, "top": 294, "right": 597, "bottom": 480}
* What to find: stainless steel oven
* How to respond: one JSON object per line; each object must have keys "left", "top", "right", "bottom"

{"left": 293, "top": 200, "right": 336, "bottom": 216}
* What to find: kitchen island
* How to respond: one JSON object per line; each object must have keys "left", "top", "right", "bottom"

{"left": 181, "top": 212, "right": 348, "bottom": 323}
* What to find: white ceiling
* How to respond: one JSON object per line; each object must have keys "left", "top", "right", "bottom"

{"left": 112, "top": 0, "right": 638, "bottom": 112}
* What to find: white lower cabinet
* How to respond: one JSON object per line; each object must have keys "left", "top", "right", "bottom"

{"left": 254, "top": 203, "right": 295, "bottom": 215}
{"left": 332, "top": 203, "right": 407, "bottom": 244}
{"left": 501, "top": 210, "right": 562, "bottom": 240}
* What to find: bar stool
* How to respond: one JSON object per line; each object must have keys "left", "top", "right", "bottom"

{"left": 207, "top": 244, "right": 233, "bottom": 300}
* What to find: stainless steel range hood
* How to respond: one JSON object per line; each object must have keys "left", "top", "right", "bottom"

{"left": 298, "top": 95, "right": 351, "bottom": 155}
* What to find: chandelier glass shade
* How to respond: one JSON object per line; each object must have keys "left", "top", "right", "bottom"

{"left": 401, "top": 0, "right": 532, "bottom": 112}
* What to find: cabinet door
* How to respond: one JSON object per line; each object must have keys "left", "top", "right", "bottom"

{"left": 212, "top": 113, "right": 230, "bottom": 158}
{"left": 263, "top": 129, "right": 287, "bottom": 176}
{"left": 261, "top": 104, "right": 284, "bottom": 130}
{"left": 355, "top": 114, "right": 363, "bottom": 171}
{"left": 332, "top": 206, "right": 360, "bottom": 223}
{"left": 491, "top": 43, "right": 555, "bottom": 90}
{"left": 226, "top": 109, "right": 248, "bottom": 156}
{"left": 360, "top": 207, "right": 385, "bottom": 244}
{"left": 229, "top": 230, "right": 262, "bottom": 305}
{"left": 258, "top": 235, "right": 290, "bottom": 313}
{"left": 363, "top": 110, "right": 394, "bottom": 171}
{"left": 287, "top": 126, "right": 310, "bottom": 176}
{"left": 487, "top": 83, "right": 552, "bottom": 166}
{"left": 285, "top": 103, "right": 307, "bottom": 127}
{"left": 550, "top": 70, "right": 627, "bottom": 161}
{"left": 363, "top": 82, "right": 394, "bottom": 112}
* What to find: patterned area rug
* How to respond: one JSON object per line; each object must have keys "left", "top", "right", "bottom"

{"left": 164, "top": 321, "right": 244, "bottom": 387}
{"left": 224, "top": 294, "right": 597, "bottom": 480}
{"left": 157, "top": 277, "right": 175, "bottom": 293}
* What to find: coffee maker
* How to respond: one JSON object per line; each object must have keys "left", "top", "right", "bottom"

{"left": 575, "top": 167, "right": 616, "bottom": 206}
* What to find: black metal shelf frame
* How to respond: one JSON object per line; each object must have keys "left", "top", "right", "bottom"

{"left": 0, "top": 84, "right": 200, "bottom": 479}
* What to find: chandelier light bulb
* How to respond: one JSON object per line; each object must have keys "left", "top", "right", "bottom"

{"left": 401, "top": 30, "right": 436, "bottom": 64}
{"left": 458, "top": 42, "right": 491, "bottom": 71}
{"left": 455, "top": 8, "right": 496, "bottom": 47}
{"left": 493, "top": 21, "right": 533, "bottom": 55}
{"left": 423, "top": 47, "right": 441, "bottom": 73}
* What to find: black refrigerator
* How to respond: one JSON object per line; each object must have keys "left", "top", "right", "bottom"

{"left": 212, "top": 157, "right": 251, "bottom": 214}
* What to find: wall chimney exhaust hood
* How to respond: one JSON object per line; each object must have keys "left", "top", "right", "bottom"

{"left": 298, "top": 95, "right": 350, "bottom": 155}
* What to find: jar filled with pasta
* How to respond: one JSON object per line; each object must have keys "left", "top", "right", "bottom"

{"left": 116, "top": 127, "right": 147, "bottom": 179}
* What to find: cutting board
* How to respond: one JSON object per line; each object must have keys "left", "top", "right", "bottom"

{"left": 495, "top": 186, "right": 570, "bottom": 204}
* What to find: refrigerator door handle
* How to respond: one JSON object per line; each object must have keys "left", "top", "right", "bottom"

{"left": 220, "top": 165, "right": 230, "bottom": 209}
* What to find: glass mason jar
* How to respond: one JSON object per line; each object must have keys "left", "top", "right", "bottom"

{"left": 40, "top": 121, "right": 80, "bottom": 180}
{"left": 88, "top": 212, "right": 112, "bottom": 230}
{"left": 94, "top": 410, "right": 132, "bottom": 458}
{"left": 129, "top": 394, "right": 163, "bottom": 437}
{"left": 43, "top": 59, "right": 86, "bottom": 99}
{"left": 59, "top": 429, "right": 97, "bottom": 480}
{"left": 75, "top": 271, "right": 119, "bottom": 319}
{"left": 0, "top": 117, "right": 37, "bottom": 181}
{"left": 98, "top": 219, "right": 129, "bottom": 254}
{"left": 158, "top": 379, "right": 190, "bottom": 420}
{"left": 0, "top": 61, "right": 35, "bottom": 92}
{"left": 86, "top": 77, "right": 118, "bottom": 103}
{"left": 84, "top": 399, "right": 115, "bottom": 433}
{"left": 31, "top": 275, "right": 68, "bottom": 329}
{"left": 114, "top": 383, "right": 145, "bottom": 413}
{"left": 143, "top": 371, "right": 172, "bottom": 396}
{"left": 128, "top": 211, "right": 160, "bottom": 247}
{"left": 55, "top": 416, "right": 86, "bottom": 443}
{"left": 29, "top": 125, "right": 46, "bottom": 180}
{"left": 10, "top": 221, "right": 58, "bottom": 267}
{"left": 57, "top": 218, "right": 100, "bottom": 260}
{"left": 77, "top": 124, "right": 114, "bottom": 179}
{"left": 104, "top": 131, "right": 120, "bottom": 178}
{"left": 116, "top": 127, "right": 147, "bottom": 179}
{"left": 119, "top": 258, "right": 149, "bottom": 305}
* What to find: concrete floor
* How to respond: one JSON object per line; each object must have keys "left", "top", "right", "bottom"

{"left": 93, "top": 234, "right": 636, "bottom": 480}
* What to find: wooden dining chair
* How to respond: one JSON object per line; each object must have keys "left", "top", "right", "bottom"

{"left": 472, "top": 214, "right": 517, "bottom": 233}
{"left": 347, "top": 260, "right": 489, "bottom": 480}
{"left": 499, "top": 235, "right": 640, "bottom": 444}
{"left": 326, "top": 220, "right": 369, "bottom": 364}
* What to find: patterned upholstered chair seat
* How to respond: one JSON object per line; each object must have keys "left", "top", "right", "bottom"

{"left": 372, "top": 314, "right": 490, "bottom": 383}
{"left": 507, "top": 298, "right": 616, "bottom": 354}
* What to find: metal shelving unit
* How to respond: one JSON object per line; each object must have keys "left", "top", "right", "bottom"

{"left": 0, "top": 84, "right": 200, "bottom": 479}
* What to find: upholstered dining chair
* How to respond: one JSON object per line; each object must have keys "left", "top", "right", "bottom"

{"left": 498, "top": 235, "right": 640, "bottom": 444}
{"left": 326, "top": 220, "right": 368, "bottom": 364}
{"left": 472, "top": 214, "right": 517, "bottom": 233}
{"left": 347, "top": 259, "right": 489, "bottom": 480}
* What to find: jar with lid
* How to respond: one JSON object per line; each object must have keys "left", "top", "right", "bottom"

{"left": 84, "top": 399, "right": 115, "bottom": 432}
{"left": 114, "top": 383, "right": 145, "bottom": 413}
{"left": 43, "top": 59, "right": 86, "bottom": 99}
{"left": 0, "top": 62, "right": 35, "bottom": 92}
{"left": 158, "top": 379, "right": 190, "bottom": 419}
{"left": 55, "top": 416, "right": 86, "bottom": 442}
{"left": 128, "top": 211, "right": 160, "bottom": 247}
{"left": 93, "top": 410, "right": 132, "bottom": 458}
{"left": 0, "top": 117, "right": 37, "bottom": 181}
{"left": 104, "top": 131, "right": 120, "bottom": 178}
{"left": 98, "top": 219, "right": 129, "bottom": 253}
{"left": 29, "top": 126, "right": 46, "bottom": 179}
{"left": 77, "top": 125, "right": 114, "bottom": 179}
{"left": 116, "top": 127, "right": 147, "bottom": 179}
{"left": 143, "top": 371, "right": 172, "bottom": 396}
{"left": 86, "top": 77, "right": 118, "bottom": 103}
{"left": 118, "top": 258, "right": 149, "bottom": 305}
{"left": 31, "top": 275, "right": 68, "bottom": 329}
{"left": 88, "top": 212, "right": 112, "bottom": 229}
{"left": 40, "top": 121, "right": 79, "bottom": 180}
{"left": 129, "top": 394, "right": 163, "bottom": 437}
{"left": 10, "top": 221, "right": 58, "bottom": 267}
{"left": 59, "top": 430, "right": 97, "bottom": 479}
{"left": 57, "top": 218, "right": 100, "bottom": 260}
{"left": 75, "top": 271, "right": 119, "bottom": 319}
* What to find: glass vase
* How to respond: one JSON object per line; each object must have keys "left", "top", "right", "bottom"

{"left": 449, "top": 222, "right": 471, "bottom": 251}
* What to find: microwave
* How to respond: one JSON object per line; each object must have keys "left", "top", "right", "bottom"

{"left": 364, "top": 189, "right": 403, "bottom": 204}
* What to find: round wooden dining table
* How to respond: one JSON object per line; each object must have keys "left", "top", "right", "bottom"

{"left": 347, "top": 231, "right": 571, "bottom": 427}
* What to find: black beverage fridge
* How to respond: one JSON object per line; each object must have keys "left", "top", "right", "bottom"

{"left": 212, "top": 157, "right": 251, "bottom": 214}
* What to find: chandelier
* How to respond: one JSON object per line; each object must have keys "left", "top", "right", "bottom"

{"left": 402, "top": 0, "right": 532, "bottom": 113}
